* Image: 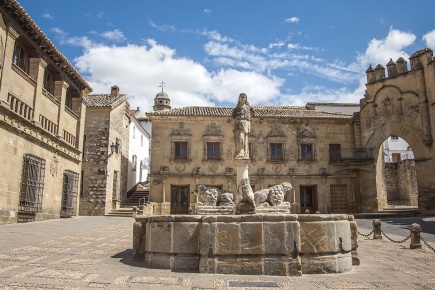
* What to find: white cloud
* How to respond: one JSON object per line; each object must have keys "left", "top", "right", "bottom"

{"left": 74, "top": 40, "right": 282, "bottom": 112}
{"left": 285, "top": 17, "right": 300, "bottom": 24}
{"left": 356, "top": 27, "right": 415, "bottom": 69}
{"left": 204, "top": 9, "right": 211, "bottom": 14}
{"left": 423, "top": 30, "right": 435, "bottom": 50}
{"left": 42, "top": 12, "right": 53, "bottom": 20}
{"left": 201, "top": 30, "right": 233, "bottom": 42}
{"left": 100, "top": 29, "right": 126, "bottom": 42}
{"left": 149, "top": 21, "right": 175, "bottom": 32}
{"left": 268, "top": 42, "right": 285, "bottom": 49}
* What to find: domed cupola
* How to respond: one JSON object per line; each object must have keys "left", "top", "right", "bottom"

{"left": 153, "top": 81, "right": 171, "bottom": 111}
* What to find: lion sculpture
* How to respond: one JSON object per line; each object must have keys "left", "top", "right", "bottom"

{"left": 194, "top": 184, "right": 234, "bottom": 206}
{"left": 254, "top": 182, "right": 293, "bottom": 207}
{"left": 234, "top": 178, "right": 256, "bottom": 213}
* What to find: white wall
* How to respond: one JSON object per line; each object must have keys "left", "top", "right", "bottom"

{"left": 127, "top": 116, "right": 150, "bottom": 192}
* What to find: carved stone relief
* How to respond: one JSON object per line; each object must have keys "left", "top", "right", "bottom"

{"left": 49, "top": 154, "right": 59, "bottom": 177}
{"left": 171, "top": 122, "right": 192, "bottom": 136}
{"left": 267, "top": 124, "right": 286, "bottom": 137}
{"left": 272, "top": 164, "right": 282, "bottom": 174}
{"left": 257, "top": 131, "right": 265, "bottom": 144}
{"left": 382, "top": 96, "right": 394, "bottom": 120}
{"left": 209, "top": 162, "right": 218, "bottom": 173}
{"left": 204, "top": 122, "right": 223, "bottom": 136}
{"left": 297, "top": 121, "right": 316, "bottom": 139}
{"left": 175, "top": 162, "right": 186, "bottom": 172}
{"left": 226, "top": 149, "right": 232, "bottom": 159}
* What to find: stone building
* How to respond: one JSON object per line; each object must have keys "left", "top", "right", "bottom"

{"left": 79, "top": 86, "right": 130, "bottom": 215}
{"left": 146, "top": 48, "right": 435, "bottom": 214}
{"left": 0, "top": 0, "right": 92, "bottom": 224}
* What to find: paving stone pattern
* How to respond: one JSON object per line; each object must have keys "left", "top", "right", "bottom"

{"left": 0, "top": 216, "right": 434, "bottom": 289}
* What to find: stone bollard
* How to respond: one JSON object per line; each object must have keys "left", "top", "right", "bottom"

{"left": 347, "top": 215, "right": 360, "bottom": 266}
{"left": 132, "top": 206, "right": 138, "bottom": 218}
{"left": 372, "top": 219, "right": 382, "bottom": 240}
{"left": 410, "top": 223, "right": 422, "bottom": 249}
{"left": 305, "top": 209, "right": 310, "bottom": 214}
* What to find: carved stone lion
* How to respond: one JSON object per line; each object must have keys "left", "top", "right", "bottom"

{"left": 254, "top": 182, "right": 293, "bottom": 207}
{"left": 194, "top": 184, "right": 234, "bottom": 206}
{"left": 234, "top": 178, "right": 256, "bottom": 213}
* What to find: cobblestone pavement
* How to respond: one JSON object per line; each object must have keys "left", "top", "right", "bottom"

{"left": 0, "top": 216, "right": 434, "bottom": 290}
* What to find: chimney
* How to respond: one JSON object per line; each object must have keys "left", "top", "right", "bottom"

{"left": 111, "top": 85, "right": 120, "bottom": 96}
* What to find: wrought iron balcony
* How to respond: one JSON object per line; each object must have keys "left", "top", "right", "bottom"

{"left": 329, "top": 148, "right": 374, "bottom": 162}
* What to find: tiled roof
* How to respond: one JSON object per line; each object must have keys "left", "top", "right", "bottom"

{"left": 87, "top": 94, "right": 126, "bottom": 108}
{"left": 305, "top": 102, "right": 359, "bottom": 107}
{"left": 2, "top": 0, "right": 92, "bottom": 92}
{"left": 146, "top": 106, "right": 353, "bottom": 119}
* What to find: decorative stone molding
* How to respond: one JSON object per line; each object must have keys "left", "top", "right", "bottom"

{"left": 203, "top": 122, "right": 223, "bottom": 136}
{"left": 267, "top": 123, "right": 286, "bottom": 138}
{"left": 192, "top": 167, "right": 202, "bottom": 175}
{"left": 225, "top": 167, "right": 235, "bottom": 175}
{"left": 159, "top": 166, "right": 169, "bottom": 175}
{"left": 257, "top": 168, "right": 266, "bottom": 175}
{"left": 170, "top": 122, "right": 192, "bottom": 136}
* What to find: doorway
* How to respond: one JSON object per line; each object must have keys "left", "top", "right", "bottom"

{"left": 300, "top": 185, "right": 317, "bottom": 213}
{"left": 170, "top": 185, "right": 190, "bottom": 214}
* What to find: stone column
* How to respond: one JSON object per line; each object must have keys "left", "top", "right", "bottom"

{"left": 234, "top": 158, "right": 250, "bottom": 186}
{"left": 54, "top": 80, "right": 69, "bottom": 139}
{"left": 0, "top": 27, "right": 19, "bottom": 107}
{"left": 28, "top": 57, "right": 47, "bottom": 127}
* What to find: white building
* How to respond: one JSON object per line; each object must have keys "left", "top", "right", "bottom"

{"left": 383, "top": 136, "right": 414, "bottom": 162}
{"left": 127, "top": 107, "right": 151, "bottom": 192}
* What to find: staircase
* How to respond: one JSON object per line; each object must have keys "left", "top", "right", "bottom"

{"left": 106, "top": 182, "right": 150, "bottom": 217}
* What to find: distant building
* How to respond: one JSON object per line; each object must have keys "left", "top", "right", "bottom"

{"left": 0, "top": 0, "right": 92, "bottom": 224}
{"left": 305, "top": 102, "right": 359, "bottom": 115}
{"left": 128, "top": 107, "right": 151, "bottom": 191}
{"left": 80, "top": 86, "right": 130, "bottom": 215}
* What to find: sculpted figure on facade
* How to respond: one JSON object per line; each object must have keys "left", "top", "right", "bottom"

{"left": 232, "top": 93, "right": 253, "bottom": 159}
{"left": 194, "top": 184, "right": 234, "bottom": 206}
{"left": 234, "top": 178, "right": 256, "bottom": 213}
{"left": 254, "top": 182, "right": 292, "bottom": 207}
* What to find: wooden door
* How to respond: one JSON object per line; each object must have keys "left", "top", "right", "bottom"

{"left": 170, "top": 185, "right": 189, "bottom": 214}
{"left": 330, "top": 184, "right": 348, "bottom": 213}
{"left": 300, "top": 186, "right": 317, "bottom": 213}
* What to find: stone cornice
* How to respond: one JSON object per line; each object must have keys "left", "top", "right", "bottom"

{"left": 1, "top": 0, "right": 92, "bottom": 92}
{"left": 0, "top": 105, "right": 82, "bottom": 164}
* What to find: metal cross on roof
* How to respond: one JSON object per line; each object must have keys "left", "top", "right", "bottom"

{"left": 159, "top": 81, "right": 165, "bottom": 92}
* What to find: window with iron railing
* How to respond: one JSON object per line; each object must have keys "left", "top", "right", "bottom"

{"left": 329, "top": 144, "right": 341, "bottom": 162}
{"left": 19, "top": 154, "right": 46, "bottom": 213}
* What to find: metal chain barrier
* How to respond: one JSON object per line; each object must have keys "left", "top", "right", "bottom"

{"left": 420, "top": 236, "right": 435, "bottom": 253}
{"left": 381, "top": 229, "right": 411, "bottom": 244}
{"left": 357, "top": 229, "right": 373, "bottom": 238}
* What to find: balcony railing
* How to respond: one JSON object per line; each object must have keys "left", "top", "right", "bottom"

{"left": 330, "top": 148, "right": 374, "bottom": 162}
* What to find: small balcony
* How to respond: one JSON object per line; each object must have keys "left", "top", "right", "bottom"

{"left": 329, "top": 148, "right": 374, "bottom": 163}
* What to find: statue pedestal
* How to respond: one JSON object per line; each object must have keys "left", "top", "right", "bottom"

{"left": 234, "top": 158, "right": 250, "bottom": 186}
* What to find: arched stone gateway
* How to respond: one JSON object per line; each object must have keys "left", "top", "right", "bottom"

{"left": 359, "top": 48, "right": 435, "bottom": 211}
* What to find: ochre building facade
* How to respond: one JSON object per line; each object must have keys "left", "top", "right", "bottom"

{"left": 0, "top": 0, "right": 92, "bottom": 224}
{"left": 147, "top": 48, "right": 435, "bottom": 214}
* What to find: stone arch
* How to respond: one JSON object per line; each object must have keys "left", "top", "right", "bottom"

{"left": 364, "top": 121, "right": 434, "bottom": 211}
{"left": 365, "top": 121, "right": 427, "bottom": 160}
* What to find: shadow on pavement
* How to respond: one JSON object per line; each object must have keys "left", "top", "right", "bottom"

{"left": 380, "top": 217, "right": 435, "bottom": 236}
{"left": 112, "top": 249, "right": 145, "bottom": 268}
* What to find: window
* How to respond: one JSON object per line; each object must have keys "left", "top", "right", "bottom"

{"left": 141, "top": 135, "right": 144, "bottom": 147}
{"left": 392, "top": 153, "right": 401, "bottom": 162}
{"left": 61, "top": 171, "right": 79, "bottom": 216}
{"left": 133, "top": 127, "right": 136, "bottom": 139}
{"left": 270, "top": 143, "right": 283, "bottom": 161}
{"left": 391, "top": 135, "right": 399, "bottom": 140}
{"left": 207, "top": 142, "right": 220, "bottom": 160}
{"left": 329, "top": 144, "right": 341, "bottom": 162}
{"left": 132, "top": 155, "right": 137, "bottom": 170}
{"left": 43, "top": 70, "right": 54, "bottom": 95}
{"left": 66, "top": 91, "right": 73, "bottom": 109}
{"left": 13, "top": 42, "right": 29, "bottom": 72}
{"left": 174, "top": 142, "right": 188, "bottom": 159}
{"left": 19, "top": 154, "right": 46, "bottom": 213}
{"left": 300, "top": 144, "right": 313, "bottom": 161}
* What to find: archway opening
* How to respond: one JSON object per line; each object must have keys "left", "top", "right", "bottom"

{"left": 376, "top": 135, "right": 418, "bottom": 209}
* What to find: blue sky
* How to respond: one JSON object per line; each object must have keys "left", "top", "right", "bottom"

{"left": 18, "top": 0, "right": 435, "bottom": 113}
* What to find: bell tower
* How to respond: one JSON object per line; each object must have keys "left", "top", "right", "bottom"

{"left": 153, "top": 81, "right": 171, "bottom": 111}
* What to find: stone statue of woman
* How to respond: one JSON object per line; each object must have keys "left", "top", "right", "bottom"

{"left": 232, "top": 93, "right": 253, "bottom": 159}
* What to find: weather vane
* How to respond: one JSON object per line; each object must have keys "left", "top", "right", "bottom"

{"left": 159, "top": 81, "right": 165, "bottom": 92}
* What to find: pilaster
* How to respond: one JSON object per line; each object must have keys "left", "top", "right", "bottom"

{"left": 54, "top": 80, "right": 69, "bottom": 139}
{"left": 0, "top": 26, "right": 19, "bottom": 107}
{"left": 29, "top": 57, "right": 47, "bottom": 127}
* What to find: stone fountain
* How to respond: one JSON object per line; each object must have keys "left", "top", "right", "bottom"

{"left": 133, "top": 93, "right": 359, "bottom": 276}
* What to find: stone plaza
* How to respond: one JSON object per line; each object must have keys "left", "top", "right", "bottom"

{"left": 0, "top": 216, "right": 433, "bottom": 289}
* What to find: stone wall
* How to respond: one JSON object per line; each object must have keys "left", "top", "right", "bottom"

{"left": 80, "top": 101, "right": 129, "bottom": 215}
{"left": 384, "top": 160, "right": 418, "bottom": 206}
{"left": 134, "top": 214, "right": 355, "bottom": 276}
